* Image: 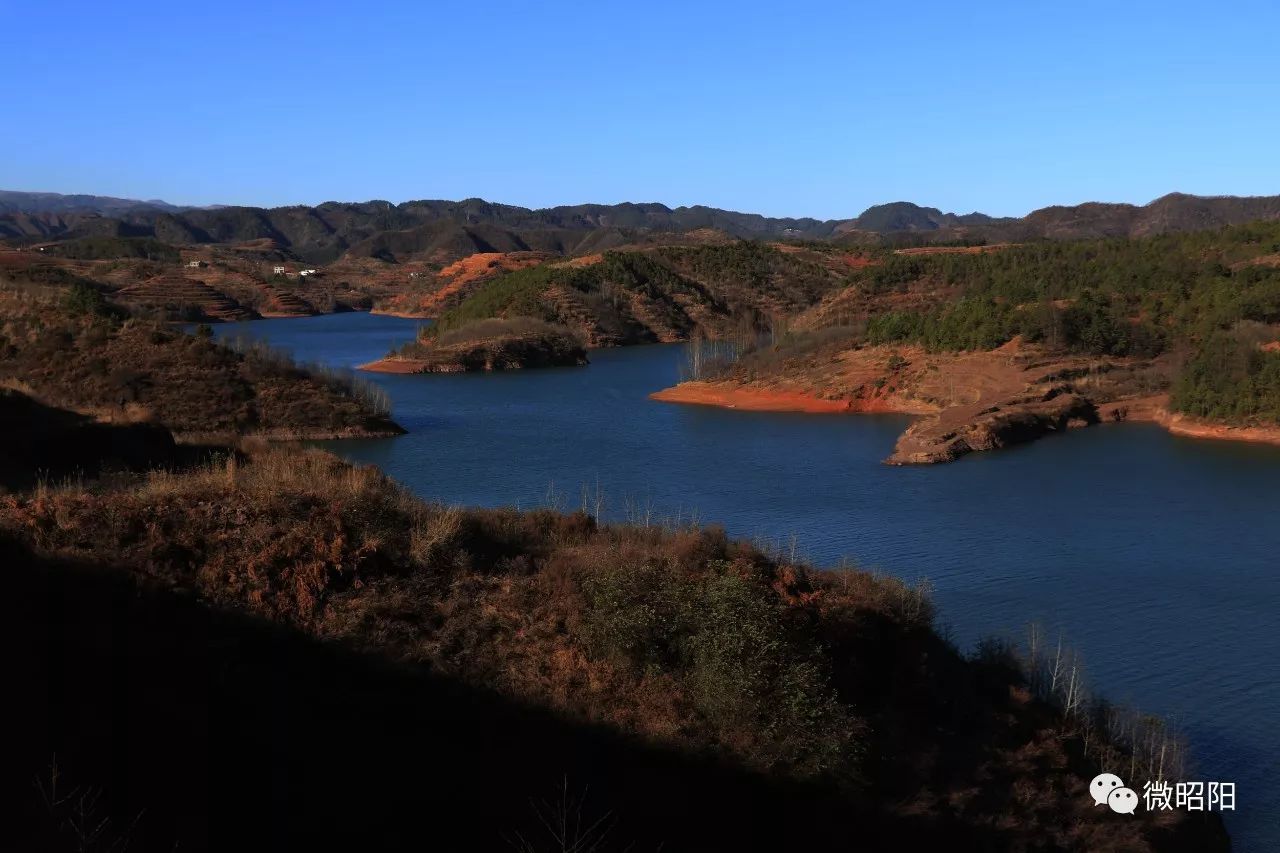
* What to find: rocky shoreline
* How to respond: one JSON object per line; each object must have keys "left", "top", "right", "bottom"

{"left": 1154, "top": 409, "right": 1280, "bottom": 447}
{"left": 885, "top": 391, "right": 1098, "bottom": 464}
{"left": 649, "top": 345, "right": 1280, "bottom": 463}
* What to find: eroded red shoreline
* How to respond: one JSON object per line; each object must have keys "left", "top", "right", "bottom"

{"left": 652, "top": 381, "right": 1280, "bottom": 460}
{"left": 648, "top": 382, "right": 910, "bottom": 414}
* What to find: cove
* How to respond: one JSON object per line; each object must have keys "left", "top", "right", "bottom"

{"left": 213, "top": 312, "right": 1280, "bottom": 850}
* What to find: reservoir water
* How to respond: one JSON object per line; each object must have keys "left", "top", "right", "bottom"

{"left": 214, "top": 312, "right": 1280, "bottom": 850}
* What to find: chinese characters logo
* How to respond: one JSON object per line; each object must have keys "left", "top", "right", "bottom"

{"left": 1090, "top": 773, "right": 1235, "bottom": 814}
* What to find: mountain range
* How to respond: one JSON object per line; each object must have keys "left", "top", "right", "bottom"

{"left": 3, "top": 189, "right": 1280, "bottom": 264}
{"left": 0, "top": 190, "right": 188, "bottom": 216}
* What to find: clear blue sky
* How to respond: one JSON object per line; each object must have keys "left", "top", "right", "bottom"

{"left": 4, "top": 0, "right": 1278, "bottom": 219}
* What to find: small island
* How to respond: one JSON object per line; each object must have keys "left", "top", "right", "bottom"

{"left": 360, "top": 317, "right": 589, "bottom": 374}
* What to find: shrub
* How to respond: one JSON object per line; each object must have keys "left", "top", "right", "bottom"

{"left": 580, "top": 561, "right": 683, "bottom": 674}
{"left": 62, "top": 282, "right": 117, "bottom": 318}
{"left": 580, "top": 559, "right": 862, "bottom": 776}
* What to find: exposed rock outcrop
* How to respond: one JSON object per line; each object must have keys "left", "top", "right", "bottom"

{"left": 651, "top": 344, "right": 1165, "bottom": 464}
{"left": 887, "top": 392, "right": 1098, "bottom": 464}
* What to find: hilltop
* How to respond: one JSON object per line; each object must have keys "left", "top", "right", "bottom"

{"left": 0, "top": 190, "right": 188, "bottom": 215}
{"left": 417, "top": 242, "right": 856, "bottom": 347}
{"left": 364, "top": 317, "right": 589, "bottom": 373}
{"left": 6, "top": 189, "right": 1280, "bottom": 263}
{"left": 6, "top": 188, "right": 1280, "bottom": 348}
{"left": 652, "top": 220, "right": 1280, "bottom": 460}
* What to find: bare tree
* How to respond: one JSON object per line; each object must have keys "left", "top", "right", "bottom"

{"left": 503, "top": 777, "right": 633, "bottom": 853}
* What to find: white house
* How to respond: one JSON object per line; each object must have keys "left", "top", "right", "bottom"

{"left": 272, "top": 265, "right": 287, "bottom": 275}
{"left": 298, "top": 269, "right": 319, "bottom": 277}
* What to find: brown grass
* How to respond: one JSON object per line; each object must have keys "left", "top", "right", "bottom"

{"left": 0, "top": 442, "right": 1224, "bottom": 851}
{"left": 0, "top": 278, "right": 400, "bottom": 439}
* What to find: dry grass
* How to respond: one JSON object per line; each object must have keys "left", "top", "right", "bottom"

{"left": 1, "top": 445, "right": 923, "bottom": 775}
{"left": 0, "top": 277, "right": 399, "bottom": 439}
{"left": 0, "top": 444, "right": 1222, "bottom": 850}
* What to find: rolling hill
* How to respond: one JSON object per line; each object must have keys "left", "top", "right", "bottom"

{"left": 0, "top": 190, "right": 186, "bottom": 215}
{"left": 6, "top": 190, "right": 1280, "bottom": 262}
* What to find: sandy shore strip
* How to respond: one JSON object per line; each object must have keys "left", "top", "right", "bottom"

{"left": 651, "top": 381, "right": 861, "bottom": 413}
{"left": 1158, "top": 411, "right": 1280, "bottom": 446}
{"left": 358, "top": 357, "right": 429, "bottom": 374}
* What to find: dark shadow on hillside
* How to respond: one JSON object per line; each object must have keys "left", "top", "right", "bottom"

{"left": 0, "top": 536, "right": 1017, "bottom": 853}
{"left": 0, "top": 390, "right": 205, "bottom": 491}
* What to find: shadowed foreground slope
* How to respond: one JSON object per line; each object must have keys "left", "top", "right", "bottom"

{"left": 2, "top": 537, "right": 874, "bottom": 852}
{"left": 0, "top": 388, "right": 191, "bottom": 490}
{"left": 2, "top": 447, "right": 1227, "bottom": 852}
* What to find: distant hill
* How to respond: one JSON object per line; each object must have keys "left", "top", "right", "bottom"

{"left": 1027, "top": 192, "right": 1280, "bottom": 239}
{"left": 843, "top": 202, "right": 1005, "bottom": 233}
{"left": 834, "top": 193, "right": 1280, "bottom": 245}
{"left": 4, "top": 190, "right": 1280, "bottom": 260}
{"left": 0, "top": 190, "right": 185, "bottom": 215}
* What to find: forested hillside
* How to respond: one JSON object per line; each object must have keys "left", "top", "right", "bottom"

{"left": 6, "top": 189, "right": 1280, "bottom": 260}
{"left": 823, "top": 222, "right": 1280, "bottom": 423}
{"left": 427, "top": 242, "right": 851, "bottom": 346}
{"left": 9, "top": 189, "right": 1280, "bottom": 429}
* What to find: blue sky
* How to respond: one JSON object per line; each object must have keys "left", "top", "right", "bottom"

{"left": 3, "top": 0, "right": 1277, "bottom": 218}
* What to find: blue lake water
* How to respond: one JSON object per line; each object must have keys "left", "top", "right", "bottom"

{"left": 214, "top": 312, "right": 1280, "bottom": 850}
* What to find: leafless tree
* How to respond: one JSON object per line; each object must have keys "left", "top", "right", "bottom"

{"left": 34, "top": 756, "right": 140, "bottom": 852}
{"left": 503, "top": 777, "right": 638, "bottom": 853}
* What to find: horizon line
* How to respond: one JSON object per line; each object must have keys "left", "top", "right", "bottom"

{"left": 3, "top": 186, "right": 1278, "bottom": 223}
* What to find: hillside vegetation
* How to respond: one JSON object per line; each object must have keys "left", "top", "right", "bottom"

{"left": 9, "top": 194, "right": 1280, "bottom": 435}
{"left": 0, "top": 278, "right": 400, "bottom": 439}
{"left": 41, "top": 235, "right": 181, "bottom": 262}
{"left": 431, "top": 242, "right": 850, "bottom": 346}
{"left": 366, "top": 317, "right": 588, "bottom": 373}
{"left": 6, "top": 189, "right": 1280, "bottom": 253}
{"left": 3, "top": 445, "right": 1227, "bottom": 851}
{"left": 744, "top": 221, "right": 1280, "bottom": 426}
{"left": 0, "top": 247, "right": 1230, "bottom": 847}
